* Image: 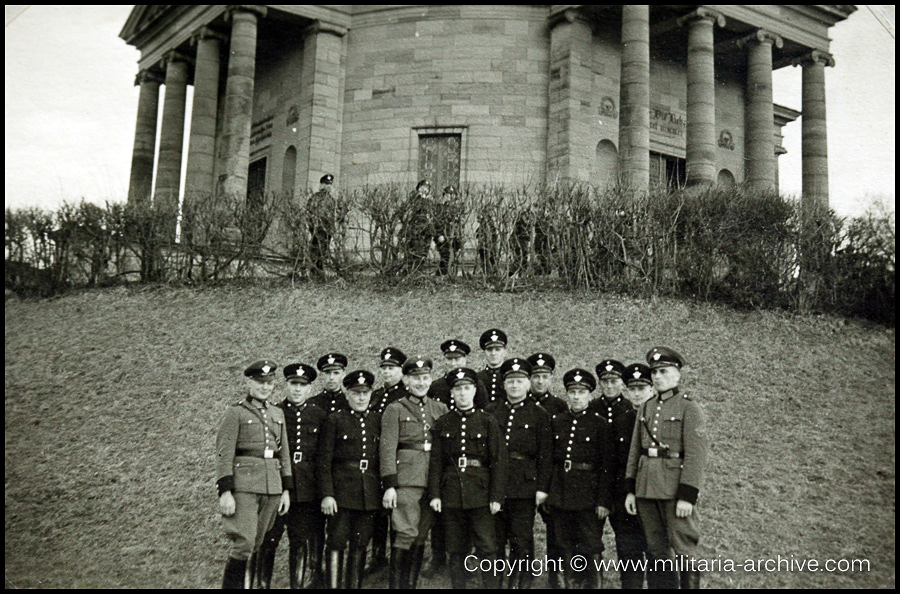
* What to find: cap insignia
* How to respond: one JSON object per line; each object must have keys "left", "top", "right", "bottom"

{"left": 574, "top": 374, "right": 582, "bottom": 382}
{"left": 449, "top": 345, "right": 457, "bottom": 351}
{"left": 491, "top": 334, "right": 498, "bottom": 342}
{"left": 512, "top": 363, "right": 520, "bottom": 372}
{"left": 384, "top": 353, "right": 391, "bottom": 360}
{"left": 357, "top": 375, "right": 366, "bottom": 384}
{"left": 417, "top": 360, "right": 424, "bottom": 368}
{"left": 261, "top": 365, "right": 271, "bottom": 374}
{"left": 653, "top": 353, "right": 661, "bottom": 361}
{"left": 537, "top": 359, "right": 545, "bottom": 366}
{"left": 606, "top": 364, "right": 613, "bottom": 371}
{"left": 328, "top": 356, "right": 335, "bottom": 364}
{"left": 456, "top": 371, "right": 465, "bottom": 380}
{"left": 633, "top": 371, "right": 641, "bottom": 378}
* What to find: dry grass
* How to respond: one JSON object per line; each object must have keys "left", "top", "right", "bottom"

{"left": 4, "top": 282, "right": 894, "bottom": 588}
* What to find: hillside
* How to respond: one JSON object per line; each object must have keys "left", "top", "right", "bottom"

{"left": 4, "top": 283, "right": 895, "bottom": 588}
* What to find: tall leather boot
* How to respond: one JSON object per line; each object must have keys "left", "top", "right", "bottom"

{"left": 423, "top": 519, "right": 447, "bottom": 578}
{"left": 398, "top": 547, "right": 413, "bottom": 589}
{"left": 326, "top": 548, "right": 344, "bottom": 589}
{"left": 546, "top": 546, "right": 563, "bottom": 589}
{"left": 222, "top": 557, "right": 247, "bottom": 589}
{"left": 288, "top": 541, "right": 307, "bottom": 589}
{"left": 389, "top": 546, "right": 403, "bottom": 589}
{"left": 480, "top": 555, "right": 500, "bottom": 589}
{"left": 344, "top": 547, "right": 364, "bottom": 589}
{"left": 408, "top": 544, "right": 426, "bottom": 588}
{"left": 257, "top": 539, "right": 277, "bottom": 589}
{"left": 448, "top": 554, "right": 468, "bottom": 589}
{"left": 367, "top": 514, "right": 389, "bottom": 575}
{"left": 244, "top": 552, "right": 258, "bottom": 589}
{"left": 591, "top": 554, "right": 604, "bottom": 589}
{"left": 680, "top": 569, "right": 701, "bottom": 589}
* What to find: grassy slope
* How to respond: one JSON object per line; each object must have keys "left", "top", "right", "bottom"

{"left": 4, "top": 283, "right": 895, "bottom": 588}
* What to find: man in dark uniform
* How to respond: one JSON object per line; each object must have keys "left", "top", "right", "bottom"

{"left": 257, "top": 363, "right": 328, "bottom": 589}
{"left": 485, "top": 358, "right": 552, "bottom": 589}
{"left": 381, "top": 357, "right": 449, "bottom": 588}
{"left": 592, "top": 359, "right": 647, "bottom": 589}
{"left": 547, "top": 368, "right": 614, "bottom": 589}
{"left": 428, "top": 339, "right": 488, "bottom": 412}
{"left": 525, "top": 352, "right": 567, "bottom": 588}
{"left": 477, "top": 328, "right": 508, "bottom": 407}
{"left": 216, "top": 360, "right": 292, "bottom": 589}
{"left": 400, "top": 179, "right": 435, "bottom": 273}
{"left": 433, "top": 185, "right": 464, "bottom": 276}
{"left": 366, "top": 347, "right": 409, "bottom": 576}
{"left": 625, "top": 347, "right": 708, "bottom": 590}
{"left": 623, "top": 363, "right": 655, "bottom": 411}
{"left": 318, "top": 370, "right": 382, "bottom": 589}
{"left": 309, "top": 353, "right": 349, "bottom": 414}
{"left": 428, "top": 367, "right": 507, "bottom": 589}
{"left": 307, "top": 174, "right": 339, "bottom": 276}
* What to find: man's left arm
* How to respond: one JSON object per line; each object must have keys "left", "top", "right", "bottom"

{"left": 676, "top": 401, "right": 708, "bottom": 505}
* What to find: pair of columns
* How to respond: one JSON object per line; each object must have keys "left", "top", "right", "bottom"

{"left": 616, "top": 6, "right": 831, "bottom": 205}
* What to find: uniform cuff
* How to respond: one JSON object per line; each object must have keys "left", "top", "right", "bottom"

{"left": 217, "top": 476, "right": 234, "bottom": 496}
{"left": 676, "top": 484, "right": 699, "bottom": 505}
{"left": 383, "top": 474, "right": 399, "bottom": 490}
{"left": 281, "top": 476, "right": 293, "bottom": 491}
{"left": 624, "top": 478, "right": 636, "bottom": 494}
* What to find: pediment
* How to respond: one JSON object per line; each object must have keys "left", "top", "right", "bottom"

{"left": 120, "top": 5, "right": 177, "bottom": 43}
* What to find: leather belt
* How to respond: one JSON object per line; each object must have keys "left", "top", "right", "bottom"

{"left": 563, "top": 460, "right": 595, "bottom": 472}
{"left": 642, "top": 448, "right": 683, "bottom": 459}
{"left": 399, "top": 443, "right": 430, "bottom": 451}
{"left": 457, "top": 456, "right": 483, "bottom": 468}
{"left": 236, "top": 448, "right": 275, "bottom": 458}
{"left": 509, "top": 453, "right": 534, "bottom": 461}
{"left": 339, "top": 460, "right": 372, "bottom": 471}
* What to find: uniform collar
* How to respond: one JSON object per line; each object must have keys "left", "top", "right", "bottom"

{"left": 284, "top": 400, "right": 307, "bottom": 410}
{"left": 602, "top": 394, "right": 623, "bottom": 406}
{"left": 245, "top": 395, "right": 268, "bottom": 409}
{"left": 505, "top": 398, "right": 527, "bottom": 410}
{"left": 350, "top": 408, "right": 369, "bottom": 419}
{"left": 455, "top": 406, "right": 475, "bottom": 417}
{"left": 569, "top": 407, "right": 589, "bottom": 417}
{"left": 658, "top": 387, "right": 680, "bottom": 402}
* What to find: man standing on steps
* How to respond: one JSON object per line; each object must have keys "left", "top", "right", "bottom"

{"left": 216, "top": 360, "right": 291, "bottom": 589}
{"left": 380, "top": 357, "right": 448, "bottom": 588}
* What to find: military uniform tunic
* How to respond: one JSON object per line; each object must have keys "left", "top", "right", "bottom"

{"left": 309, "top": 388, "right": 348, "bottom": 415}
{"left": 484, "top": 399, "right": 552, "bottom": 563}
{"left": 625, "top": 388, "right": 707, "bottom": 560}
{"left": 216, "top": 397, "right": 292, "bottom": 560}
{"left": 369, "top": 381, "right": 409, "bottom": 415}
{"left": 477, "top": 366, "right": 506, "bottom": 407}
{"left": 380, "top": 395, "right": 449, "bottom": 548}
{"left": 530, "top": 391, "right": 567, "bottom": 416}
{"left": 428, "top": 375, "right": 488, "bottom": 411}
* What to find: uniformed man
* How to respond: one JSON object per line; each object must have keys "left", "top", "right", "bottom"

{"left": 525, "top": 352, "right": 567, "bottom": 588}
{"left": 318, "top": 370, "right": 382, "bottom": 589}
{"left": 622, "top": 363, "right": 655, "bottom": 410}
{"left": 477, "top": 328, "right": 508, "bottom": 407}
{"left": 381, "top": 357, "right": 449, "bottom": 588}
{"left": 216, "top": 360, "right": 292, "bottom": 589}
{"left": 625, "top": 347, "right": 708, "bottom": 590}
{"left": 366, "top": 347, "right": 410, "bottom": 576}
{"left": 309, "top": 353, "right": 349, "bottom": 414}
{"left": 257, "top": 363, "right": 328, "bottom": 589}
{"left": 428, "top": 367, "right": 507, "bottom": 589}
{"left": 428, "top": 339, "right": 488, "bottom": 412}
{"left": 307, "top": 174, "right": 339, "bottom": 276}
{"left": 400, "top": 179, "right": 435, "bottom": 273}
{"left": 593, "top": 359, "right": 647, "bottom": 589}
{"left": 433, "top": 185, "right": 464, "bottom": 276}
{"left": 547, "top": 368, "right": 614, "bottom": 589}
{"left": 485, "top": 358, "right": 552, "bottom": 589}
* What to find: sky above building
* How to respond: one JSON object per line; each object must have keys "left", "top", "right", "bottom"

{"left": 4, "top": 5, "right": 895, "bottom": 217}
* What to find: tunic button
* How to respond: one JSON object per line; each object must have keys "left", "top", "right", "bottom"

{"left": 567, "top": 447, "right": 571, "bottom": 451}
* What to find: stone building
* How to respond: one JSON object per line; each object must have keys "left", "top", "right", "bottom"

{"left": 121, "top": 5, "right": 855, "bottom": 214}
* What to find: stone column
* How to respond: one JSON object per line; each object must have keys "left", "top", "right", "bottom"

{"left": 127, "top": 69, "right": 163, "bottom": 206}
{"left": 218, "top": 5, "right": 267, "bottom": 200}
{"left": 297, "top": 20, "right": 347, "bottom": 190}
{"left": 154, "top": 51, "right": 190, "bottom": 213}
{"left": 679, "top": 8, "right": 725, "bottom": 186}
{"left": 185, "top": 27, "right": 225, "bottom": 203}
{"left": 618, "top": 5, "right": 650, "bottom": 193}
{"left": 546, "top": 8, "right": 593, "bottom": 183}
{"left": 799, "top": 51, "right": 834, "bottom": 210}
{"left": 743, "top": 30, "right": 783, "bottom": 191}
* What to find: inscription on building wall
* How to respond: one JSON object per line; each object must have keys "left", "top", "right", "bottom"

{"left": 251, "top": 116, "right": 274, "bottom": 149}
{"left": 649, "top": 106, "right": 685, "bottom": 138}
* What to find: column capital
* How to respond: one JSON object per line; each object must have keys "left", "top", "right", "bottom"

{"left": 549, "top": 7, "right": 589, "bottom": 29}
{"left": 677, "top": 8, "right": 726, "bottom": 29}
{"left": 191, "top": 26, "right": 228, "bottom": 45}
{"left": 225, "top": 5, "right": 267, "bottom": 20}
{"left": 162, "top": 49, "right": 194, "bottom": 67}
{"left": 303, "top": 19, "right": 349, "bottom": 38}
{"left": 793, "top": 50, "right": 836, "bottom": 68}
{"left": 134, "top": 68, "right": 164, "bottom": 87}
{"left": 737, "top": 29, "right": 784, "bottom": 50}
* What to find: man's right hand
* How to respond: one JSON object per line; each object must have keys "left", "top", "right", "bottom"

{"left": 219, "top": 491, "right": 236, "bottom": 517}
{"left": 383, "top": 487, "right": 398, "bottom": 509}
{"left": 430, "top": 498, "right": 442, "bottom": 513}
{"left": 625, "top": 493, "right": 637, "bottom": 516}
{"left": 322, "top": 496, "right": 338, "bottom": 516}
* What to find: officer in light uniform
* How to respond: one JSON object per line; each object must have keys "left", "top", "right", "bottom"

{"left": 477, "top": 328, "right": 508, "bottom": 407}
{"left": 257, "top": 363, "right": 327, "bottom": 589}
{"left": 309, "top": 353, "right": 349, "bottom": 414}
{"left": 429, "top": 367, "right": 507, "bottom": 589}
{"left": 318, "top": 370, "right": 382, "bottom": 589}
{"left": 547, "top": 368, "right": 614, "bottom": 589}
{"left": 625, "top": 347, "right": 708, "bottom": 590}
{"left": 216, "top": 360, "right": 292, "bottom": 589}
{"left": 366, "top": 347, "right": 409, "bottom": 576}
{"left": 485, "top": 358, "right": 552, "bottom": 589}
{"left": 593, "top": 359, "right": 647, "bottom": 589}
{"left": 381, "top": 357, "right": 449, "bottom": 588}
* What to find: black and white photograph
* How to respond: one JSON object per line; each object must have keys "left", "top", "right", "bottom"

{"left": 5, "top": 5, "right": 894, "bottom": 589}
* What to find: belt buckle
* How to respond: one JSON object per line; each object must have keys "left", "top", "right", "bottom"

{"left": 359, "top": 459, "right": 369, "bottom": 472}
{"left": 264, "top": 448, "right": 274, "bottom": 459}
{"left": 423, "top": 442, "right": 432, "bottom": 452}
{"left": 293, "top": 451, "right": 303, "bottom": 464}
{"left": 458, "top": 456, "right": 467, "bottom": 468}
{"left": 648, "top": 447, "right": 658, "bottom": 458}
{"left": 564, "top": 460, "right": 572, "bottom": 472}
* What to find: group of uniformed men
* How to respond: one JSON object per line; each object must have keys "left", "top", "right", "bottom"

{"left": 216, "top": 329, "right": 708, "bottom": 589}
